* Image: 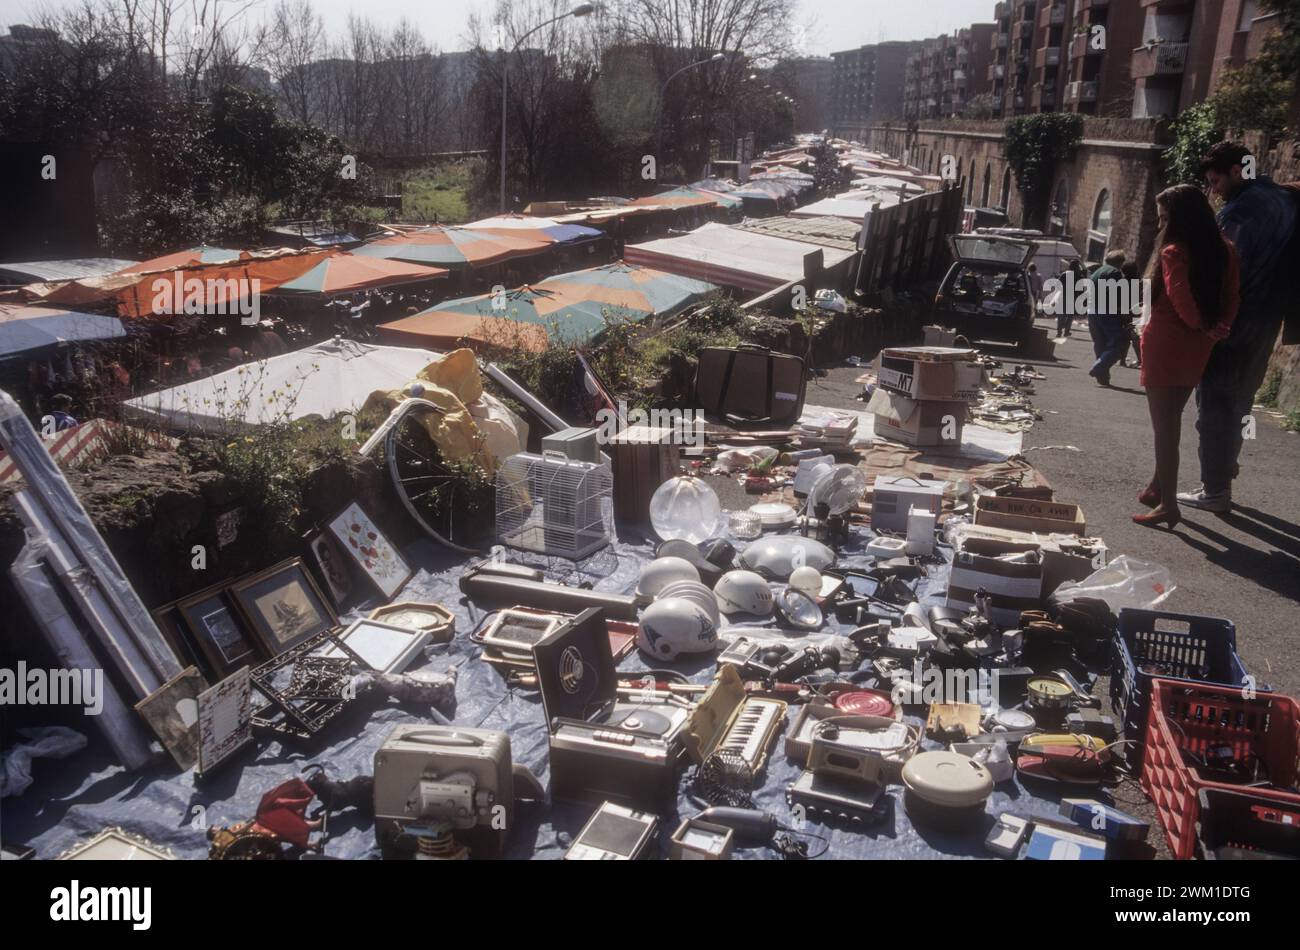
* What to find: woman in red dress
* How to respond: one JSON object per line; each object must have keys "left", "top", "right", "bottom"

{"left": 1135, "top": 184, "right": 1240, "bottom": 528}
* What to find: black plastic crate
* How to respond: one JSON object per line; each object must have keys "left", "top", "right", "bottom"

{"left": 1196, "top": 787, "right": 1300, "bottom": 860}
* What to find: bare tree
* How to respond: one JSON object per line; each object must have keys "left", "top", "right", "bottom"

{"left": 260, "top": 0, "right": 324, "bottom": 123}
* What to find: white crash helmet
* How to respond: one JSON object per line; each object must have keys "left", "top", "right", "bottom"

{"left": 635, "top": 556, "right": 701, "bottom": 602}
{"left": 713, "top": 570, "right": 775, "bottom": 617}
{"left": 637, "top": 597, "right": 717, "bottom": 660}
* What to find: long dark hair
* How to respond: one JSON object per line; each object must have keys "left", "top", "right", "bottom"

{"left": 1144, "top": 184, "right": 1230, "bottom": 326}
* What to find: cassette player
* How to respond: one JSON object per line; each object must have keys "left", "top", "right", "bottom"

{"left": 534, "top": 608, "right": 693, "bottom": 810}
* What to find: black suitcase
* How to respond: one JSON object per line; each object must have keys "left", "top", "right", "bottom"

{"left": 694, "top": 343, "right": 807, "bottom": 426}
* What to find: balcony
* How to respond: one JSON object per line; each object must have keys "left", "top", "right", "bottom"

{"left": 1070, "top": 32, "right": 1102, "bottom": 59}
{"left": 995, "top": 1, "right": 1007, "bottom": 16}
{"left": 1035, "top": 45, "right": 1062, "bottom": 68}
{"left": 1039, "top": 2, "right": 1066, "bottom": 27}
{"left": 988, "top": 63, "right": 1005, "bottom": 81}
{"left": 997, "top": 32, "right": 1009, "bottom": 49}
{"left": 1066, "top": 79, "right": 1099, "bottom": 102}
{"left": 1131, "top": 41, "right": 1189, "bottom": 79}
{"left": 1080, "top": 0, "right": 1108, "bottom": 8}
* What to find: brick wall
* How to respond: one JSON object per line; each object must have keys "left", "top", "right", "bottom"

{"left": 867, "top": 118, "right": 1169, "bottom": 267}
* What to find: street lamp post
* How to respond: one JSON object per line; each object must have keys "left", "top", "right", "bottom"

{"left": 655, "top": 52, "right": 726, "bottom": 183}
{"left": 500, "top": 3, "right": 595, "bottom": 212}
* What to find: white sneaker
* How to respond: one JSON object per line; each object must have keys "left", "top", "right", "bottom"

{"left": 1176, "top": 487, "right": 1231, "bottom": 513}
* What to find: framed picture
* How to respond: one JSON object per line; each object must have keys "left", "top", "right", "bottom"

{"left": 229, "top": 558, "right": 337, "bottom": 657}
{"left": 307, "top": 530, "right": 352, "bottom": 608}
{"left": 324, "top": 618, "right": 430, "bottom": 674}
{"left": 135, "top": 665, "right": 207, "bottom": 771}
{"left": 368, "top": 601, "right": 455, "bottom": 643}
{"left": 151, "top": 601, "right": 208, "bottom": 676}
{"left": 177, "top": 583, "right": 260, "bottom": 679}
{"left": 58, "top": 828, "right": 173, "bottom": 861}
{"left": 327, "top": 502, "right": 413, "bottom": 600}
{"left": 197, "top": 667, "right": 253, "bottom": 777}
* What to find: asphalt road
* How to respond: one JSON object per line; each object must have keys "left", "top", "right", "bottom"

{"left": 801, "top": 318, "right": 1300, "bottom": 698}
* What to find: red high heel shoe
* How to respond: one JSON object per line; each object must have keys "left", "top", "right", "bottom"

{"left": 1137, "top": 486, "right": 1160, "bottom": 508}
{"left": 1132, "top": 508, "right": 1181, "bottom": 529}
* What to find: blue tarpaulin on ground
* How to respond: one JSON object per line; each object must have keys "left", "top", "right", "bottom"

{"left": 4, "top": 526, "right": 1095, "bottom": 860}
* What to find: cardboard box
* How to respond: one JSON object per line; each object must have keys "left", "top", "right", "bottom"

{"left": 874, "top": 346, "right": 984, "bottom": 402}
{"left": 945, "top": 547, "right": 1044, "bottom": 628}
{"left": 922, "top": 325, "right": 958, "bottom": 347}
{"left": 974, "top": 494, "right": 1086, "bottom": 535}
{"left": 866, "top": 388, "right": 967, "bottom": 447}
{"left": 871, "top": 474, "right": 946, "bottom": 533}
{"left": 953, "top": 524, "right": 1107, "bottom": 600}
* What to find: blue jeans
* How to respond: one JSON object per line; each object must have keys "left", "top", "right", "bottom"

{"left": 1195, "top": 310, "right": 1283, "bottom": 493}
{"left": 1087, "top": 313, "right": 1125, "bottom": 381}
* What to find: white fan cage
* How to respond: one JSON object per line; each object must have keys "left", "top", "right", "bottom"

{"left": 495, "top": 451, "right": 614, "bottom": 559}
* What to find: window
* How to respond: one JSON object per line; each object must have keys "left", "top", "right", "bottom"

{"left": 1000, "top": 166, "right": 1012, "bottom": 210}
{"left": 1087, "top": 188, "right": 1111, "bottom": 262}
{"left": 1049, "top": 178, "right": 1070, "bottom": 236}
{"left": 982, "top": 163, "right": 992, "bottom": 207}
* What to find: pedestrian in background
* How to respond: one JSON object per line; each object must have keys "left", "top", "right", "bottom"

{"left": 1027, "top": 262, "right": 1044, "bottom": 316}
{"left": 1086, "top": 250, "right": 1127, "bottom": 386}
{"left": 1179, "top": 141, "right": 1298, "bottom": 513}
{"left": 1057, "top": 259, "right": 1086, "bottom": 337}
{"left": 1134, "top": 184, "right": 1239, "bottom": 529}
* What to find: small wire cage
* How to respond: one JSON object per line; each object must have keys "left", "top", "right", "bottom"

{"left": 495, "top": 451, "right": 614, "bottom": 559}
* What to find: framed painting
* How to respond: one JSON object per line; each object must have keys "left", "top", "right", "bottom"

{"left": 177, "top": 583, "right": 260, "bottom": 679}
{"left": 327, "top": 502, "right": 413, "bottom": 600}
{"left": 228, "top": 558, "right": 337, "bottom": 658}
{"left": 134, "top": 665, "right": 207, "bottom": 771}
{"left": 306, "top": 530, "right": 352, "bottom": 608}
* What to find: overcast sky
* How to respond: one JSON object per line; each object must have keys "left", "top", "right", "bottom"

{"left": 1, "top": 0, "right": 999, "bottom": 55}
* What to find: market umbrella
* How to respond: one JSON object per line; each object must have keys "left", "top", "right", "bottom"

{"left": 267, "top": 251, "right": 447, "bottom": 296}
{"left": 113, "top": 245, "right": 243, "bottom": 275}
{"left": 0, "top": 303, "right": 126, "bottom": 357}
{"left": 376, "top": 311, "right": 549, "bottom": 354}
{"left": 463, "top": 213, "right": 605, "bottom": 245}
{"left": 352, "top": 225, "right": 551, "bottom": 268}
{"left": 389, "top": 261, "right": 716, "bottom": 342}
{"left": 628, "top": 188, "right": 735, "bottom": 210}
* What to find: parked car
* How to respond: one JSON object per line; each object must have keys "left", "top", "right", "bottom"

{"left": 934, "top": 234, "right": 1037, "bottom": 346}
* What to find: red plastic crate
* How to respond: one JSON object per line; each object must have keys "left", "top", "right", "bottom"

{"left": 1140, "top": 678, "right": 1300, "bottom": 860}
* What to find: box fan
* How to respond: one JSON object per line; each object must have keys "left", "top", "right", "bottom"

{"left": 495, "top": 451, "right": 614, "bottom": 559}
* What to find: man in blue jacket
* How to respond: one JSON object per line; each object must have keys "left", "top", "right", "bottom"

{"left": 1179, "top": 142, "right": 1297, "bottom": 513}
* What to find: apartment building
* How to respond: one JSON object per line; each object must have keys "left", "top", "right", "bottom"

{"left": 830, "top": 41, "right": 922, "bottom": 137}
{"left": 988, "top": 2, "right": 1012, "bottom": 115}
{"left": 1004, "top": 0, "right": 1039, "bottom": 116}
{"left": 1027, "top": 0, "right": 1074, "bottom": 113}
{"left": 1131, "top": 0, "right": 1281, "bottom": 118}
{"left": 1063, "top": 0, "right": 1145, "bottom": 117}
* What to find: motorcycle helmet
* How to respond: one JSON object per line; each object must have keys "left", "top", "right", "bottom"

{"left": 637, "top": 597, "right": 717, "bottom": 660}
{"left": 655, "top": 579, "right": 722, "bottom": 626}
{"left": 788, "top": 565, "right": 824, "bottom": 597}
{"left": 739, "top": 536, "right": 835, "bottom": 580}
{"left": 713, "top": 570, "right": 775, "bottom": 617}
{"left": 634, "top": 556, "right": 700, "bottom": 602}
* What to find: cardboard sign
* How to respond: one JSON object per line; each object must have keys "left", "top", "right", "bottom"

{"left": 974, "top": 494, "right": 1086, "bottom": 535}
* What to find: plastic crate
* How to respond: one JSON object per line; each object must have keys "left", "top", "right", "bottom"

{"left": 1140, "top": 679, "right": 1300, "bottom": 860}
{"left": 1196, "top": 787, "right": 1300, "bottom": 860}
{"left": 1110, "top": 607, "right": 1252, "bottom": 766}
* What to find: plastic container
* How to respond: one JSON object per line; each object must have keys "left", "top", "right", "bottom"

{"left": 1196, "top": 787, "right": 1300, "bottom": 859}
{"left": 1140, "top": 678, "right": 1300, "bottom": 860}
{"left": 1110, "top": 607, "right": 1252, "bottom": 766}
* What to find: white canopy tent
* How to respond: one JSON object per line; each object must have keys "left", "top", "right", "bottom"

{"left": 0, "top": 304, "right": 126, "bottom": 358}
{"left": 123, "top": 338, "right": 526, "bottom": 459}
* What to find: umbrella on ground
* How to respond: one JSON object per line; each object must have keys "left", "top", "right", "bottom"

{"left": 383, "top": 261, "right": 717, "bottom": 343}
{"left": 376, "top": 311, "right": 549, "bottom": 354}
{"left": 463, "top": 213, "right": 605, "bottom": 245}
{"left": 113, "top": 245, "right": 242, "bottom": 275}
{"left": 0, "top": 303, "right": 126, "bottom": 357}
{"left": 352, "top": 225, "right": 551, "bottom": 268}
{"left": 267, "top": 251, "right": 447, "bottom": 296}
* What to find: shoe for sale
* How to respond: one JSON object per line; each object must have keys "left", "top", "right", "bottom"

{"left": 1176, "top": 486, "right": 1231, "bottom": 513}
